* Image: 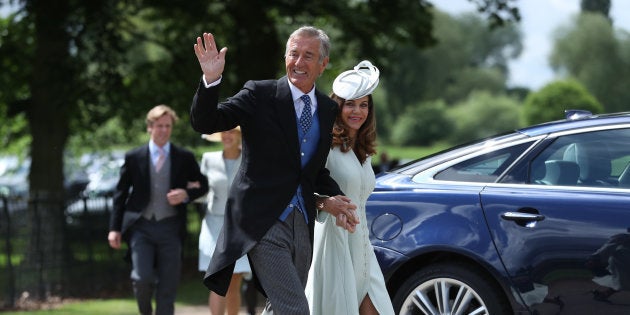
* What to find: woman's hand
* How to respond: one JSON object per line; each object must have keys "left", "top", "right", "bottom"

{"left": 319, "top": 195, "right": 359, "bottom": 232}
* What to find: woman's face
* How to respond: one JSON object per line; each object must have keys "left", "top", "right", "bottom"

{"left": 340, "top": 95, "right": 370, "bottom": 137}
{"left": 221, "top": 128, "right": 241, "bottom": 150}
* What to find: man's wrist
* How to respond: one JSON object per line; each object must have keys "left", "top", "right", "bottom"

{"left": 203, "top": 75, "right": 222, "bottom": 88}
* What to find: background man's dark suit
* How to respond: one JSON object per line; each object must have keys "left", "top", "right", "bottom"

{"left": 110, "top": 144, "right": 208, "bottom": 239}
{"left": 108, "top": 105, "right": 208, "bottom": 315}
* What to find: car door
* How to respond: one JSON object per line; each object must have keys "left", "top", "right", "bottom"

{"left": 481, "top": 127, "right": 630, "bottom": 314}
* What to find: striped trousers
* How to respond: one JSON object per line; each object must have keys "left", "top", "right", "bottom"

{"left": 248, "top": 209, "right": 312, "bottom": 314}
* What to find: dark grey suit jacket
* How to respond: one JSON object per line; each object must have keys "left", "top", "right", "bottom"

{"left": 190, "top": 76, "right": 343, "bottom": 296}
{"left": 109, "top": 143, "right": 209, "bottom": 242}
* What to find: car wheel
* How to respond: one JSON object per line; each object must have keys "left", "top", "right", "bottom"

{"left": 393, "top": 262, "right": 511, "bottom": 315}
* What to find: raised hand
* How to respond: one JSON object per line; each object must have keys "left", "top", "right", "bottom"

{"left": 193, "top": 32, "right": 228, "bottom": 83}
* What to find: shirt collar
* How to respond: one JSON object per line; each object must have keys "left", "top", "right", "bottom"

{"left": 149, "top": 140, "right": 170, "bottom": 156}
{"left": 287, "top": 79, "right": 316, "bottom": 108}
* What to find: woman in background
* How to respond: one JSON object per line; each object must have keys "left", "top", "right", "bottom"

{"left": 199, "top": 126, "right": 251, "bottom": 315}
{"left": 306, "top": 61, "right": 394, "bottom": 315}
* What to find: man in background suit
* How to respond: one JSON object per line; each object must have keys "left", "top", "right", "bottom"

{"left": 108, "top": 104, "right": 208, "bottom": 315}
{"left": 190, "top": 26, "right": 359, "bottom": 314}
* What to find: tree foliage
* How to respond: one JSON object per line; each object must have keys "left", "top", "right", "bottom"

{"left": 382, "top": 9, "right": 522, "bottom": 144}
{"left": 550, "top": 12, "right": 630, "bottom": 113}
{"left": 384, "top": 10, "right": 522, "bottom": 115}
{"left": 447, "top": 91, "right": 522, "bottom": 144}
{"left": 523, "top": 80, "right": 603, "bottom": 125}
{"left": 390, "top": 100, "right": 452, "bottom": 146}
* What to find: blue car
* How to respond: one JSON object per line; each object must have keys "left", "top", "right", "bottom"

{"left": 367, "top": 110, "right": 630, "bottom": 314}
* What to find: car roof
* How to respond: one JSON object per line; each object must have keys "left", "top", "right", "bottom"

{"left": 390, "top": 111, "right": 630, "bottom": 175}
{"left": 517, "top": 111, "right": 630, "bottom": 137}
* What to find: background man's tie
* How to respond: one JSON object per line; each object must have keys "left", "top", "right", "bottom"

{"left": 156, "top": 147, "right": 165, "bottom": 172}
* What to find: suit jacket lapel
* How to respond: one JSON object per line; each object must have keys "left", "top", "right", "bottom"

{"left": 138, "top": 145, "right": 151, "bottom": 178}
{"left": 139, "top": 145, "right": 151, "bottom": 192}
{"left": 274, "top": 78, "right": 301, "bottom": 165}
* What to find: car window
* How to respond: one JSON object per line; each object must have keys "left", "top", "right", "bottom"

{"left": 529, "top": 128, "right": 630, "bottom": 188}
{"left": 434, "top": 142, "right": 532, "bottom": 183}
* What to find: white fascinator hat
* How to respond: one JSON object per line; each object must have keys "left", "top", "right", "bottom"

{"left": 332, "top": 60, "right": 380, "bottom": 100}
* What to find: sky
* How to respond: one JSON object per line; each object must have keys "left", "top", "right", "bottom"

{"left": 432, "top": 0, "right": 630, "bottom": 90}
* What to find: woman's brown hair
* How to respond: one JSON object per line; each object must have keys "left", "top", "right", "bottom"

{"left": 330, "top": 94, "right": 377, "bottom": 164}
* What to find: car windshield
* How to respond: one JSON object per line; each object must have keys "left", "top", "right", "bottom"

{"left": 433, "top": 141, "right": 534, "bottom": 183}
{"left": 396, "top": 132, "right": 528, "bottom": 176}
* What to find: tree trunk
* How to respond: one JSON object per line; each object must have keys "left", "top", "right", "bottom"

{"left": 22, "top": 0, "right": 74, "bottom": 300}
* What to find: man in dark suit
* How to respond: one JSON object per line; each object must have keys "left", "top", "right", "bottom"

{"left": 190, "top": 26, "right": 359, "bottom": 314}
{"left": 108, "top": 104, "right": 208, "bottom": 315}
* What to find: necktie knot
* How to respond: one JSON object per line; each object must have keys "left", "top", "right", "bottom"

{"left": 299, "top": 95, "right": 312, "bottom": 134}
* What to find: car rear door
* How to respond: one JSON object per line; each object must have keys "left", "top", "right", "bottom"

{"left": 481, "top": 127, "right": 630, "bottom": 314}
{"left": 481, "top": 185, "right": 630, "bottom": 314}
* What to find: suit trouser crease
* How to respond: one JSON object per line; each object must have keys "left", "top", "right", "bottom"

{"left": 249, "top": 209, "right": 312, "bottom": 315}
{"left": 130, "top": 217, "right": 182, "bottom": 315}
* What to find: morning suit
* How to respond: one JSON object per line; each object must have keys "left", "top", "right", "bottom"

{"left": 190, "top": 76, "right": 343, "bottom": 303}
{"left": 110, "top": 142, "right": 208, "bottom": 315}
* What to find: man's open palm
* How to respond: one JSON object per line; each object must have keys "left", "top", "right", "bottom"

{"left": 194, "top": 32, "right": 227, "bottom": 83}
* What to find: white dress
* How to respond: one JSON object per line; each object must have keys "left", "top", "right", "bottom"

{"left": 306, "top": 147, "right": 394, "bottom": 315}
{"left": 198, "top": 151, "right": 251, "bottom": 274}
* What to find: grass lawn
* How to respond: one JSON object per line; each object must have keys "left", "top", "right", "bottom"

{"left": 0, "top": 299, "right": 211, "bottom": 315}
{"left": 1, "top": 270, "right": 210, "bottom": 315}
{"left": 2, "top": 299, "right": 140, "bottom": 315}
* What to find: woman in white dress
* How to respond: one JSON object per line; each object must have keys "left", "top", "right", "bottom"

{"left": 306, "top": 61, "right": 395, "bottom": 315}
{"left": 198, "top": 126, "right": 251, "bottom": 315}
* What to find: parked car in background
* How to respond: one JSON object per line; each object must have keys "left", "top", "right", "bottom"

{"left": 79, "top": 151, "right": 124, "bottom": 198}
{"left": 0, "top": 156, "right": 90, "bottom": 201}
{"left": 66, "top": 151, "right": 124, "bottom": 214}
{"left": 367, "top": 110, "right": 630, "bottom": 314}
{"left": 0, "top": 151, "right": 123, "bottom": 213}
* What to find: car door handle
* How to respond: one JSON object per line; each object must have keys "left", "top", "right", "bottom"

{"left": 501, "top": 212, "right": 545, "bottom": 221}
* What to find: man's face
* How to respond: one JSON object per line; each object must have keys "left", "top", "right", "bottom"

{"left": 147, "top": 114, "right": 173, "bottom": 147}
{"left": 285, "top": 35, "right": 328, "bottom": 94}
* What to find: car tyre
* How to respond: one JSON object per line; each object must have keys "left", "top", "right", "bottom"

{"left": 393, "top": 262, "right": 511, "bottom": 315}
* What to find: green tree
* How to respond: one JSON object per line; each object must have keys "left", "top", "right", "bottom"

{"left": 447, "top": 91, "right": 522, "bottom": 144}
{"left": 382, "top": 9, "right": 522, "bottom": 145}
{"left": 550, "top": 12, "right": 630, "bottom": 112}
{"left": 523, "top": 80, "right": 603, "bottom": 125}
{"left": 390, "top": 100, "right": 452, "bottom": 146}
{"left": 384, "top": 10, "right": 522, "bottom": 118}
